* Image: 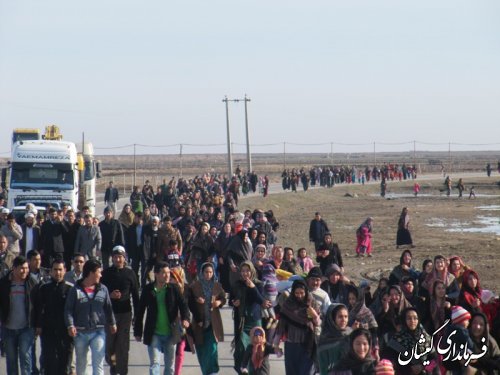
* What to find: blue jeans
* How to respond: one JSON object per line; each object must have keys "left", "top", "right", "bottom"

{"left": 74, "top": 328, "right": 105, "bottom": 375}
{"left": 147, "top": 334, "right": 176, "bottom": 375}
{"left": 2, "top": 326, "right": 34, "bottom": 375}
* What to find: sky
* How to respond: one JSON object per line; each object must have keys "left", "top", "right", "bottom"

{"left": 1, "top": 0, "right": 500, "bottom": 156}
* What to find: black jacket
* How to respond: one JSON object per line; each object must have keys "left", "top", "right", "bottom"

{"left": 20, "top": 224, "right": 41, "bottom": 254}
{"left": 34, "top": 278, "right": 73, "bottom": 333}
{"left": 309, "top": 219, "right": 329, "bottom": 243}
{"left": 134, "top": 282, "right": 189, "bottom": 346}
{"left": 0, "top": 272, "right": 37, "bottom": 327}
{"left": 125, "top": 223, "right": 142, "bottom": 258}
{"left": 40, "top": 220, "right": 69, "bottom": 256}
{"left": 99, "top": 219, "right": 125, "bottom": 254}
{"left": 104, "top": 187, "right": 119, "bottom": 203}
{"left": 101, "top": 266, "right": 139, "bottom": 315}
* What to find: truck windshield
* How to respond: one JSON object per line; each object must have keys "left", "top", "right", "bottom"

{"left": 10, "top": 162, "right": 74, "bottom": 190}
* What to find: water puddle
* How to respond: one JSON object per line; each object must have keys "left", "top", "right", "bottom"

{"left": 427, "top": 216, "right": 500, "bottom": 235}
{"left": 371, "top": 193, "right": 500, "bottom": 199}
{"left": 370, "top": 193, "right": 433, "bottom": 198}
{"left": 477, "top": 205, "right": 500, "bottom": 211}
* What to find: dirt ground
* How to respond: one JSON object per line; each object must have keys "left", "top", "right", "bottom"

{"left": 236, "top": 176, "right": 500, "bottom": 291}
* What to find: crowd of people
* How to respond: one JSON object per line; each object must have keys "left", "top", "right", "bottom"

{"left": 0, "top": 172, "right": 499, "bottom": 375}
{"left": 281, "top": 164, "right": 418, "bottom": 193}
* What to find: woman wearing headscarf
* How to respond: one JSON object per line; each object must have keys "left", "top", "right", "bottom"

{"left": 118, "top": 203, "right": 135, "bottom": 229}
{"left": 189, "top": 222, "right": 215, "bottom": 274}
{"left": 231, "top": 261, "right": 267, "bottom": 374}
{"left": 187, "top": 262, "right": 226, "bottom": 375}
{"left": 346, "top": 285, "right": 379, "bottom": 361}
{"left": 423, "top": 280, "right": 452, "bottom": 335}
{"left": 215, "top": 222, "right": 233, "bottom": 292}
{"left": 317, "top": 304, "right": 353, "bottom": 375}
{"left": 316, "top": 232, "right": 344, "bottom": 275}
{"left": 240, "top": 326, "right": 277, "bottom": 375}
{"left": 268, "top": 245, "right": 295, "bottom": 274}
{"left": 227, "top": 230, "right": 254, "bottom": 291}
{"left": 417, "top": 259, "right": 433, "bottom": 301}
{"left": 273, "top": 279, "right": 321, "bottom": 375}
{"left": 468, "top": 312, "right": 500, "bottom": 374}
{"left": 385, "top": 307, "right": 440, "bottom": 375}
{"left": 320, "top": 264, "right": 351, "bottom": 306}
{"left": 388, "top": 249, "right": 418, "bottom": 287}
{"left": 458, "top": 268, "right": 489, "bottom": 317}
{"left": 356, "top": 217, "right": 373, "bottom": 257}
{"left": 396, "top": 207, "right": 414, "bottom": 249}
{"left": 331, "top": 328, "right": 376, "bottom": 375}
{"left": 376, "top": 285, "right": 412, "bottom": 340}
{"left": 368, "top": 277, "right": 389, "bottom": 315}
{"left": 252, "top": 244, "right": 268, "bottom": 280}
{"left": 422, "top": 254, "right": 460, "bottom": 302}
{"left": 448, "top": 255, "right": 469, "bottom": 290}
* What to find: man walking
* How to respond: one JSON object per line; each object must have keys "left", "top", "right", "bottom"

{"left": 64, "top": 253, "right": 85, "bottom": 284}
{"left": 309, "top": 212, "right": 330, "bottom": 251}
{"left": 40, "top": 208, "right": 68, "bottom": 267}
{"left": 0, "top": 256, "right": 37, "bottom": 375}
{"left": 125, "top": 212, "right": 144, "bottom": 284}
{"left": 34, "top": 258, "right": 74, "bottom": 375}
{"left": 101, "top": 245, "right": 140, "bottom": 375}
{"left": 105, "top": 181, "right": 120, "bottom": 214}
{"left": 99, "top": 207, "right": 125, "bottom": 269}
{"left": 20, "top": 212, "right": 40, "bottom": 256}
{"left": 0, "top": 213, "right": 23, "bottom": 268}
{"left": 134, "top": 262, "right": 190, "bottom": 375}
{"left": 64, "top": 259, "right": 117, "bottom": 375}
{"left": 74, "top": 214, "right": 102, "bottom": 259}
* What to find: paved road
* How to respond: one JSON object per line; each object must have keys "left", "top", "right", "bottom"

{"left": 0, "top": 304, "right": 286, "bottom": 374}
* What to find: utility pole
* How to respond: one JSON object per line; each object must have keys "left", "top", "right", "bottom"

{"left": 413, "top": 140, "right": 416, "bottom": 166}
{"left": 373, "top": 142, "right": 376, "bottom": 165}
{"left": 448, "top": 142, "right": 452, "bottom": 174}
{"left": 283, "top": 142, "right": 287, "bottom": 169}
{"left": 243, "top": 95, "right": 252, "bottom": 173}
{"left": 133, "top": 143, "right": 137, "bottom": 187}
{"left": 330, "top": 142, "right": 333, "bottom": 164}
{"left": 223, "top": 96, "right": 249, "bottom": 178}
{"left": 222, "top": 96, "right": 233, "bottom": 178}
{"left": 179, "top": 143, "right": 183, "bottom": 178}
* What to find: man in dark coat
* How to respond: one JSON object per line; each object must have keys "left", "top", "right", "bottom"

{"left": 309, "top": 212, "right": 330, "bottom": 251}
{"left": 104, "top": 181, "right": 119, "bottom": 214}
{"left": 34, "top": 258, "right": 74, "bottom": 375}
{"left": 40, "top": 208, "right": 68, "bottom": 268}
{"left": 133, "top": 262, "right": 190, "bottom": 375}
{"left": 98, "top": 207, "right": 125, "bottom": 269}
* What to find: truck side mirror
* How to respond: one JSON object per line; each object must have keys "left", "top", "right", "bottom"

{"left": 1, "top": 168, "right": 6, "bottom": 190}
{"left": 96, "top": 161, "right": 102, "bottom": 178}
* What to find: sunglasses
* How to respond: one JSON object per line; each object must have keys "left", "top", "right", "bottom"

{"left": 253, "top": 330, "right": 264, "bottom": 337}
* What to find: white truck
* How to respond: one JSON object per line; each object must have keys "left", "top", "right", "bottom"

{"left": 6, "top": 140, "right": 80, "bottom": 209}
{"left": 1, "top": 126, "right": 101, "bottom": 214}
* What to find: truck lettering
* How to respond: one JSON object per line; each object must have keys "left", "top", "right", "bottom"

{"left": 16, "top": 153, "right": 70, "bottom": 160}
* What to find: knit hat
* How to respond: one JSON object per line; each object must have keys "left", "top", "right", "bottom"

{"left": 451, "top": 305, "right": 471, "bottom": 325}
{"left": 375, "top": 359, "right": 394, "bottom": 375}
{"left": 325, "top": 264, "right": 343, "bottom": 277}
{"left": 112, "top": 245, "right": 126, "bottom": 256}
{"left": 307, "top": 266, "right": 323, "bottom": 279}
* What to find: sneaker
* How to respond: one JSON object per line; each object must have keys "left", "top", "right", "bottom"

{"left": 368, "top": 254, "right": 373, "bottom": 257}
{"left": 356, "top": 254, "right": 361, "bottom": 258}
